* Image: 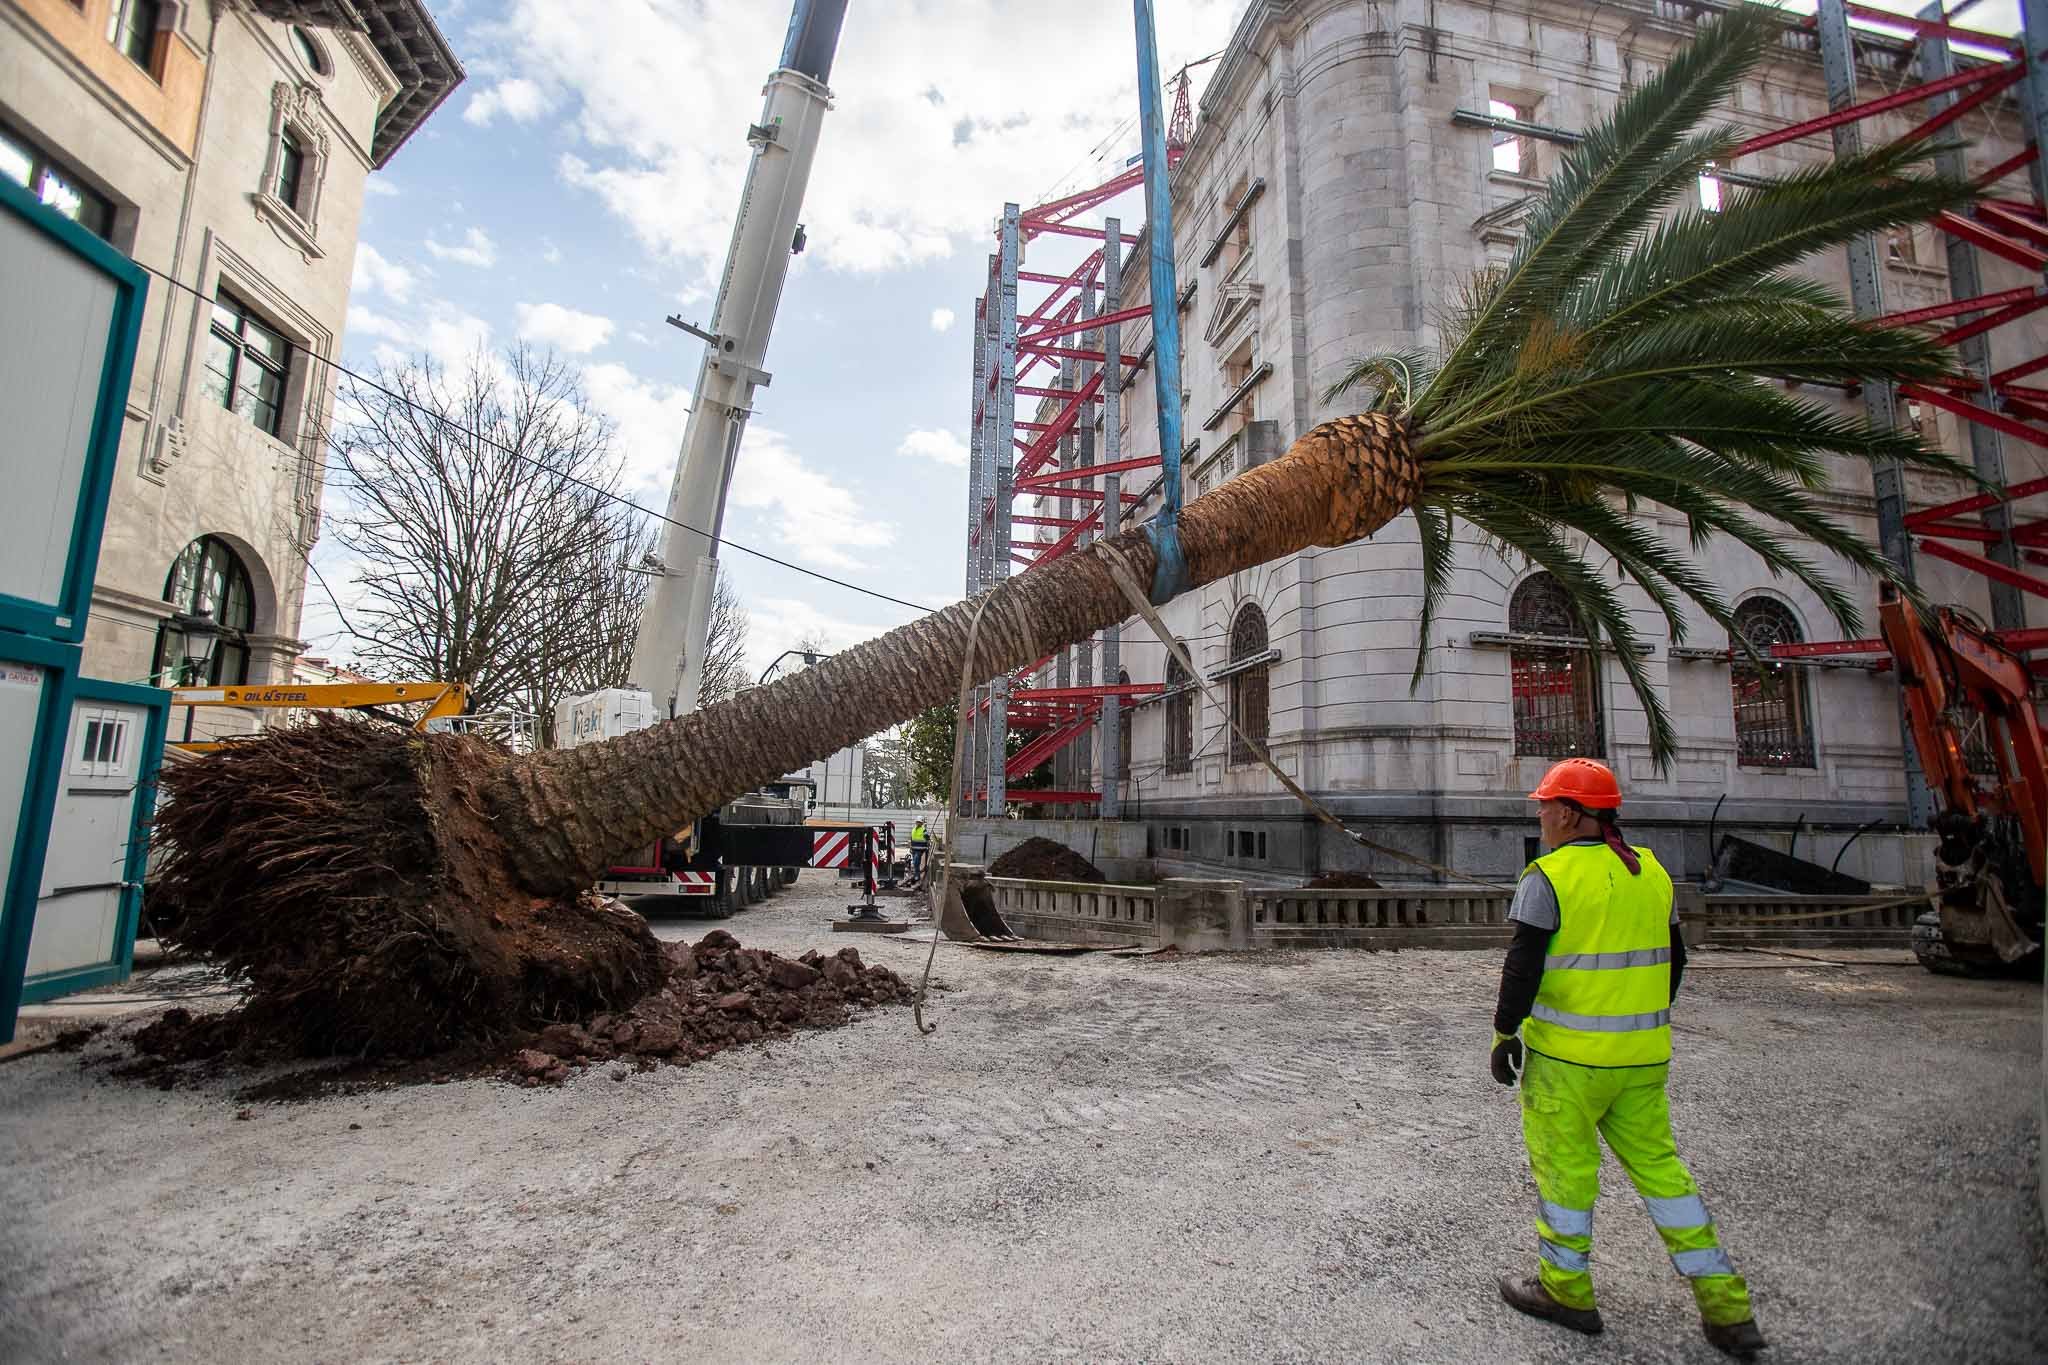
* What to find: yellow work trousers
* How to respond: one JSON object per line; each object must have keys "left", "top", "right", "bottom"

{"left": 1520, "top": 1050, "right": 1754, "bottom": 1326}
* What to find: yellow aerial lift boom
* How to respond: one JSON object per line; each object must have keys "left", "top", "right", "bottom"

{"left": 167, "top": 682, "right": 469, "bottom": 754}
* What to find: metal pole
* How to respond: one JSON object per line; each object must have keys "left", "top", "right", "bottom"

{"left": 965, "top": 288, "right": 989, "bottom": 817}
{"left": 1054, "top": 350, "right": 1075, "bottom": 793}
{"left": 1918, "top": 1, "right": 2023, "bottom": 633}
{"left": 1134, "top": 0, "right": 1189, "bottom": 602}
{"left": 1816, "top": 0, "right": 1932, "bottom": 827}
{"left": 988, "top": 205, "right": 1021, "bottom": 815}
{"left": 1074, "top": 282, "right": 1096, "bottom": 798}
{"left": 1100, "top": 218, "right": 1125, "bottom": 818}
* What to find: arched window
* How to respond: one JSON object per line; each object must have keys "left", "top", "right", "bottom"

{"left": 152, "top": 537, "right": 254, "bottom": 686}
{"left": 1228, "top": 603, "right": 1270, "bottom": 766}
{"left": 1730, "top": 598, "right": 1815, "bottom": 768}
{"left": 1508, "top": 572, "right": 1603, "bottom": 757}
{"left": 291, "top": 27, "right": 332, "bottom": 77}
{"left": 1164, "top": 650, "right": 1194, "bottom": 775}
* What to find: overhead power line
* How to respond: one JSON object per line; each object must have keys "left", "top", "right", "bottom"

{"left": 121, "top": 257, "right": 940, "bottom": 616}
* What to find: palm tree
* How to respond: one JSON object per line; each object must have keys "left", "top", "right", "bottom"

{"left": 171, "top": 8, "right": 1979, "bottom": 923}
{"left": 485, "top": 7, "right": 1974, "bottom": 897}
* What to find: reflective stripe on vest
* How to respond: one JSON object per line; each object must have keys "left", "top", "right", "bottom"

{"left": 1521, "top": 842, "right": 1676, "bottom": 1067}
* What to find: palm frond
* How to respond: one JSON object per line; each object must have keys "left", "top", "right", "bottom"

{"left": 1424, "top": 7, "right": 1778, "bottom": 405}
{"left": 1322, "top": 8, "right": 1989, "bottom": 769}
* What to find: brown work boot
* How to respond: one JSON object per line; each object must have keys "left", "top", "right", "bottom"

{"left": 1497, "top": 1274, "right": 1604, "bottom": 1335}
{"left": 1703, "top": 1318, "right": 1767, "bottom": 1359}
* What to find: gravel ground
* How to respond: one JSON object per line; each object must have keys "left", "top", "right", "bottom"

{"left": 1, "top": 870, "right": 2042, "bottom": 1364}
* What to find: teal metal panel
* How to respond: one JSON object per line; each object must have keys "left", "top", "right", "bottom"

{"left": 19, "top": 676, "right": 169, "bottom": 1005}
{"left": 0, "top": 176, "right": 149, "bottom": 645}
{"left": 0, "top": 635, "right": 79, "bottom": 1043}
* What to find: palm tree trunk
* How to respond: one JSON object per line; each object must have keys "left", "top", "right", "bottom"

{"left": 487, "top": 413, "right": 1419, "bottom": 896}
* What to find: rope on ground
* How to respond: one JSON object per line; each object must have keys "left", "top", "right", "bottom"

{"left": 913, "top": 594, "right": 999, "bottom": 1036}
{"left": 1102, "top": 551, "right": 1512, "bottom": 890}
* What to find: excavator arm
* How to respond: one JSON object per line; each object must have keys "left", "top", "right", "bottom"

{"left": 1878, "top": 585, "right": 2046, "bottom": 969}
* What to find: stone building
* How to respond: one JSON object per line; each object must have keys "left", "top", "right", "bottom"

{"left": 0, "top": 0, "right": 458, "bottom": 735}
{"left": 1008, "top": 0, "right": 2043, "bottom": 885}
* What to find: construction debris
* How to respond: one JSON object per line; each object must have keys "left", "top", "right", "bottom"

{"left": 1304, "top": 871, "right": 1384, "bottom": 889}
{"left": 503, "top": 932, "right": 912, "bottom": 1085}
{"left": 989, "top": 837, "right": 1106, "bottom": 883}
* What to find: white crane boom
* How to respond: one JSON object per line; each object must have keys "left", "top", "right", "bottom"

{"left": 627, "top": 0, "right": 849, "bottom": 718}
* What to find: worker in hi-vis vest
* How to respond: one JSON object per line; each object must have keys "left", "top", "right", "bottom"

{"left": 1491, "top": 758, "right": 1765, "bottom": 1360}
{"left": 910, "top": 819, "right": 930, "bottom": 881}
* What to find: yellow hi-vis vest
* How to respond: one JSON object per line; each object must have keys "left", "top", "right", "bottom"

{"left": 1521, "top": 842, "right": 1675, "bottom": 1067}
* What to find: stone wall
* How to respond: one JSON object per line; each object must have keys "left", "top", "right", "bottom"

{"left": 972, "top": 869, "right": 1918, "bottom": 955}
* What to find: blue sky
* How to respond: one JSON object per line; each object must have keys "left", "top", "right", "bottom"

{"left": 312, "top": 0, "right": 1246, "bottom": 676}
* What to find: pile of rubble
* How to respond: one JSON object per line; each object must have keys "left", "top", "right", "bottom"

{"left": 509, "top": 930, "right": 912, "bottom": 1085}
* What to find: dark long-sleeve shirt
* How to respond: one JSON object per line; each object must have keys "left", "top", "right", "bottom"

{"left": 1493, "top": 841, "right": 1688, "bottom": 1037}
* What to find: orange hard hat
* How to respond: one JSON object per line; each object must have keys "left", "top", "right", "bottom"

{"left": 1528, "top": 757, "right": 1622, "bottom": 810}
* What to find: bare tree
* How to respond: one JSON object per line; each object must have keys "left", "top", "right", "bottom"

{"left": 329, "top": 346, "right": 630, "bottom": 718}
{"left": 695, "top": 575, "right": 752, "bottom": 709}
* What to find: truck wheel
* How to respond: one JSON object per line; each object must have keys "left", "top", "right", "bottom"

{"left": 781, "top": 866, "right": 799, "bottom": 886}
{"left": 703, "top": 869, "right": 738, "bottom": 919}
{"left": 734, "top": 867, "right": 756, "bottom": 909}
{"left": 753, "top": 866, "right": 775, "bottom": 899}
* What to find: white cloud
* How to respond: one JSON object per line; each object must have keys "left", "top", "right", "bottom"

{"left": 729, "top": 427, "right": 896, "bottom": 572}
{"left": 745, "top": 596, "right": 897, "bottom": 676}
{"left": 542, "top": 238, "right": 563, "bottom": 264}
{"left": 580, "top": 361, "right": 691, "bottom": 494}
{"left": 468, "top": 0, "right": 1242, "bottom": 288}
{"left": 516, "top": 301, "right": 615, "bottom": 354}
{"left": 363, "top": 177, "right": 400, "bottom": 198}
{"left": 929, "top": 307, "right": 956, "bottom": 333}
{"left": 350, "top": 242, "right": 415, "bottom": 302}
{"left": 897, "top": 428, "right": 968, "bottom": 467}
{"left": 463, "top": 76, "right": 552, "bottom": 126}
{"left": 343, "top": 301, "right": 493, "bottom": 375}
{"left": 578, "top": 365, "right": 895, "bottom": 572}
{"left": 424, "top": 227, "right": 499, "bottom": 268}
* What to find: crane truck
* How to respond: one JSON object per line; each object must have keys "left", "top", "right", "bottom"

{"left": 555, "top": 0, "right": 875, "bottom": 917}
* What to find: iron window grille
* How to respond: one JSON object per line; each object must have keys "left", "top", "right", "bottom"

{"left": 203, "top": 289, "right": 292, "bottom": 436}
{"left": 1508, "top": 572, "right": 1604, "bottom": 758}
{"left": 1228, "top": 603, "right": 1270, "bottom": 767}
{"left": 1164, "top": 651, "right": 1194, "bottom": 774}
{"left": 1730, "top": 598, "right": 1817, "bottom": 768}
{"left": 152, "top": 537, "right": 255, "bottom": 687}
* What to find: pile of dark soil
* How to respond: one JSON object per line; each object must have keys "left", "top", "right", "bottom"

{"left": 506, "top": 931, "right": 910, "bottom": 1085}
{"left": 1304, "top": 871, "right": 1384, "bottom": 889}
{"left": 152, "top": 719, "right": 666, "bottom": 1057}
{"left": 120, "top": 931, "right": 912, "bottom": 1095}
{"left": 989, "top": 837, "right": 1106, "bottom": 883}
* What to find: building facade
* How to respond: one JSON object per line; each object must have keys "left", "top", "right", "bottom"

{"left": 1001, "top": 0, "right": 2043, "bottom": 886}
{"left": 0, "top": 0, "right": 458, "bottom": 736}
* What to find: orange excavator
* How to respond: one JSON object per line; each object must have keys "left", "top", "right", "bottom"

{"left": 1877, "top": 585, "right": 2045, "bottom": 974}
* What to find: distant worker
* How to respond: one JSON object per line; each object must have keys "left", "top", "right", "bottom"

{"left": 1491, "top": 758, "right": 1764, "bottom": 1360}
{"left": 910, "top": 818, "right": 930, "bottom": 881}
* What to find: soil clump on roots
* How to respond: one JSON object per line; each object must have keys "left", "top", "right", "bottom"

{"left": 988, "top": 837, "right": 1105, "bottom": 883}
{"left": 143, "top": 722, "right": 911, "bottom": 1090}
